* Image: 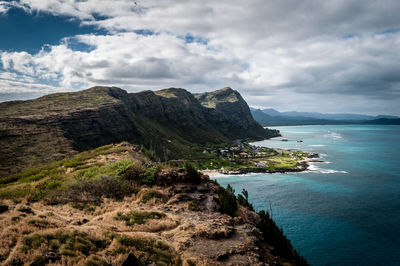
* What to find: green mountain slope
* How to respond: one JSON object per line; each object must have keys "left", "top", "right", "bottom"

{"left": 0, "top": 86, "right": 277, "bottom": 176}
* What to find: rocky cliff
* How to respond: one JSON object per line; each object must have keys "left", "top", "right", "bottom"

{"left": 195, "top": 87, "right": 278, "bottom": 140}
{"left": 0, "top": 86, "right": 278, "bottom": 176}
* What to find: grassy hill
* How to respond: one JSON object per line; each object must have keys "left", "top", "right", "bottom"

{"left": 0, "top": 143, "right": 307, "bottom": 265}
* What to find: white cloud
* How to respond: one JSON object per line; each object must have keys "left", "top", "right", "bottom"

{"left": 1, "top": 32, "right": 243, "bottom": 91}
{"left": 1, "top": 0, "right": 400, "bottom": 115}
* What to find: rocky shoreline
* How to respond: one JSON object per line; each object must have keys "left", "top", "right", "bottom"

{"left": 201, "top": 153, "right": 323, "bottom": 176}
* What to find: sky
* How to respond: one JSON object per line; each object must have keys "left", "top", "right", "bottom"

{"left": 0, "top": 0, "right": 400, "bottom": 116}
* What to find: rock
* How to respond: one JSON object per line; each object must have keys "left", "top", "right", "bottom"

{"left": 121, "top": 252, "right": 142, "bottom": 266}
{"left": 0, "top": 204, "right": 9, "bottom": 213}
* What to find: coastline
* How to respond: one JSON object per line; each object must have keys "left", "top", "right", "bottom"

{"left": 201, "top": 156, "right": 323, "bottom": 176}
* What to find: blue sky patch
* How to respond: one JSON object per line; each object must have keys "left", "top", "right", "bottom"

{"left": 0, "top": 7, "right": 106, "bottom": 54}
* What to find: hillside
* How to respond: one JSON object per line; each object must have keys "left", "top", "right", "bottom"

{"left": 0, "top": 86, "right": 278, "bottom": 177}
{"left": 0, "top": 143, "right": 307, "bottom": 265}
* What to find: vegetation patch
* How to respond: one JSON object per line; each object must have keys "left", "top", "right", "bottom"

{"left": 27, "top": 219, "right": 49, "bottom": 228}
{"left": 217, "top": 184, "right": 237, "bottom": 217}
{"left": 117, "top": 235, "right": 179, "bottom": 265}
{"left": 258, "top": 210, "right": 308, "bottom": 265}
{"left": 115, "top": 211, "right": 166, "bottom": 226}
{"left": 46, "top": 175, "right": 139, "bottom": 205}
{"left": 21, "top": 230, "right": 108, "bottom": 260}
{"left": 187, "top": 201, "right": 201, "bottom": 211}
{"left": 184, "top": 162, "right": 202, "bottom": 183}
{"left": 141, "top": 190, "right": 167, "bottom": 203}
{"left": 237, "top": 189, "right": 254, "bottom": 211}
{"left": 0, "top": 143, "right": 143, "bottom": 201}
{"left": 117, "top": 161, "right": 159, "bottom": 185}
{"left": 17, "top": 206, "right": 34, "bottom": 214}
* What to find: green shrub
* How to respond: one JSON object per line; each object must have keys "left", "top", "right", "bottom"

{"left": 0, "top": 187, "right": 29, "bottom": 199}
{"left": 117, "top": 235, "right": 177, "bottom": 265}
{"left": 28, "top": 219, "right": 49, "bottom": 228}
{"left": 258, "top": 210, "right": 308, "bottom": 265}
{"left": 63, "top": 156, "right": 87, "bottom": 168}
{"left": 60, "top": 247, "right": 76, "bottom": 257}
{"left": 20, "top": 172, "right": 46, "bottom": 183}
{"left": 141, "top": 190, "right": 166, "bottom": 203}
{"left": 184, "top": 162, "right": 201, "bottom": 183}
{"left": 187, "top": 259, "right": 196, "bottom": 266}
{"left": 22, "top": 230, "right": 108, "bottom": 259}
{"left": 11, "top": 216, "right": 20, "bottom": 222}
{"left": 18, "top": 206, "right": 34, "bottom": 214}
{"left": 47, "top": 175, "right": 139, "bottom": 205}
{"left": 118, "top": 161, "right": 159, "bottom": 185}
{"left": 23, "top": 234, "right": 45, "bottom": 249}
{"left": 237, "top": 188, "right": 254, "bottom": 211}
{"left": 49, "top": 239, "right": 61, "bottom": 250}
{"left": 187, "top": 201, "right": 200, "bottom": 211}
{"left": 115, "top": 211, "right": 166, "bottom": 226}
{"left": 217, "top": 184, "right": 237, "bottom": 217}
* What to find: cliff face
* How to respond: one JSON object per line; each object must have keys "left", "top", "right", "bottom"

{"left": 195, "top": 87, "right": 277, "bottom": 140}
{"left": 0, "top": 86, "right": 277, "bottom": 176}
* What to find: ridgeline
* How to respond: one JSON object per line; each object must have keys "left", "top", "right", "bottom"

{"left": 0, "top": 86, "right": 279, "bottom": 177}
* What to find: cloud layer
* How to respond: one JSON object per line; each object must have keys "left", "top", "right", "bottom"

{"left": 1, "top": 0, "right": 400, "bottom": 115}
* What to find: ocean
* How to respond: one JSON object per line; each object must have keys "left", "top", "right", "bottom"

{"left": 214, "top": 125, "right": 400, "bottom": 266}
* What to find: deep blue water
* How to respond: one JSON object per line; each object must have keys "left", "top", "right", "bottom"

{"left": 214, "top": 125, "right": 400, "bottom": 266}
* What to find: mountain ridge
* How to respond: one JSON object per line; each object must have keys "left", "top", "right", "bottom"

{"left": 0, "top": 86, "right": 278, "bottom": 177}
{"left": 255, "top": 108, "right": 398, "bottom": 121}
{"left": 251, "top": 108, "right": 400, "bottom": 126}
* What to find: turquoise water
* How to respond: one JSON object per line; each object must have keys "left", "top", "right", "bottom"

{"left": 214, "top": 125, "right": 400, "bottom": 266}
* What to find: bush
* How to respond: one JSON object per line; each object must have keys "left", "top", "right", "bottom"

{"left": 237, "top": 189, "right": 254, "bottom": 211}
{"left": 28, "top": 219, "right": 49, "bottom": 228}
{"left": 117, "top": 235, "right": 177, "bottom": 265}
{"left": 118, "top": 162, "right": 159, "bottom": 185}
{"left": 187, "top": 201, "right": 200, "bottom": 211}
{"left": 23, "top": 230, "right": 108, "bottom": 258}
{"left": 217, "top": 184, "right": 237, "bottom": 217}
{"left": 258, "top": 210, "right": 308, "bottom": 265}
{"left": 141, "top": 190, "right": 166, "bottom": 203}
{"left": 184, "top": 162, "right": 202, "bottom": 183}
{"left": 46, "top": 176, "right": 138, "bottom": 205}
{"left": 18, "top": 206, "right": 34, "bottom": 214}
{"left": 115, "top": 211, "right": 165, "bottom": 226}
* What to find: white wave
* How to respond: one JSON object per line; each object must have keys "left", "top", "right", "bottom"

{"left": 307, "top": 164, "right": 347, "bottom": 174}
{"left": 309, "top": 144, "right": 325, "bottom": 147}
{"left": 323, "top": 131, "right": 343, "bottom": 140}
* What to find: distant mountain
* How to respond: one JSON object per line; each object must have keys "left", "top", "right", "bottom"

{"left": 258, "top": 108, "right": 398, "bottom": 121}
{"left": 260, "top": 108, "right": 282, "bottom": 117}
{"left": 250, "top": 109, "right": 350, "bottom": 126}
{"left": 363, "top": 118, "right": 400, "bottom": 125}
{"left": 0, "top": 86, "right": 278, "bottom": 176}
{"left": 250, "top": 108, "right": 400, "bottom": 126}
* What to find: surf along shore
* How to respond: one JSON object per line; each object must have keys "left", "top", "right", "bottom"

{"left": 174, "top": 141, "right": 323, "bottom": 176}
